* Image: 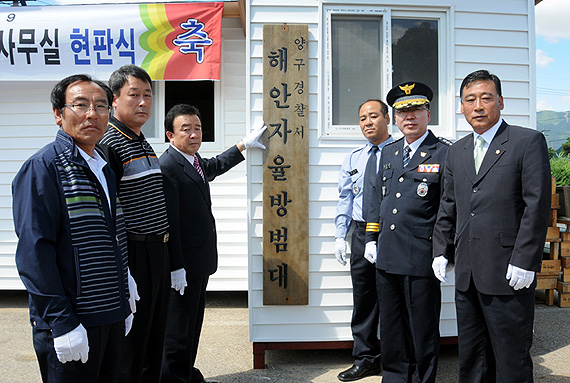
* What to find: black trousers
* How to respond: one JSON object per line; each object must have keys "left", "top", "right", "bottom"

{"left": 350, "top": 224, "right": 381, "bottom": 368}
{"left": 33, "top": 321, "right": 124, "bottom": 383}
{"left": 377, "top": 269, "right": 441, "bottom": 383}
{"left": 456, "top": 279, "right": 535, "bottom": 383}
{"left": 161, "top": 276, "right": 209, "bottom": 383}
{"left": 117, "top": 240, "right": 170, "bottom": 383}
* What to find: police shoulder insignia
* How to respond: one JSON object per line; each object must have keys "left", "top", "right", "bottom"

{"left": 438, "top": 137, "right": 453, "bottom": 146}
{"left": 349, "top": 169, "right": 358, "bottom": 176}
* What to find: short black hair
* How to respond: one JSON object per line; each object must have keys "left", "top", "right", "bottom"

{"left": 358, "top": 99, "right": 389, "bottom": 115}
{"left": 108, "top": 64, "right": 153, "bottom": 96}
{"left": 165, "top": 104, "right": 202, "bottom": 133}
{"left": 50, "top": 74, "right": 113, "bottom": 110}
{"left": 460, "top": 69, "right": 502, "bottom": 98}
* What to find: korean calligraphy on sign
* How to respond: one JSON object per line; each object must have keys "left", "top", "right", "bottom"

{"left": 262, "top": 24, "right": 309, "bottom": 305}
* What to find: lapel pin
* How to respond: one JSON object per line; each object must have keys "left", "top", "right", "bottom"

{"left": 421, "top": 152, "right": 427, "bottom": 157}
{"left": 395, "top": 150, "right": 399, "bottom": 156}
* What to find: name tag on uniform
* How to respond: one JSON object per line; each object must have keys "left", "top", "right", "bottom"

{"left": 349, "top": 169, "right": 358, "bottom": 176}
{"left": 418, "top": 164, "right": 440, "bottom": 173}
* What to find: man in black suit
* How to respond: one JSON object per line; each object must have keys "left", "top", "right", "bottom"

{"left": 364, "top": 82, "right": 449, "bottom": 383}
{"left": 159, "top": 104, "right": 265, "bottom": 383}
{"left": 432, "top": 70, "right": 551, "bottom": 382}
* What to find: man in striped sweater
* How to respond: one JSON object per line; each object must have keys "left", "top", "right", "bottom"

{"left": 13, "top": 74, "right": 136, "bottom": 382}
{"left": 98, "top": 65, "right": 176, "bottom": 383}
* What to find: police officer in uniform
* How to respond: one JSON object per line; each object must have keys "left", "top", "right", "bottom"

{"left": 364, "top": 82, "right": 449, "bottom": 383}
{"left": 335, "top": 99, "right": 393, "bottom": 381}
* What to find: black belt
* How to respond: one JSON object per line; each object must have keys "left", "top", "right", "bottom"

{"left": 354, "top": 221, "right": 366, "bottom": 229}
{"left": 127, "top": 232, "right": 169, "bottom": 243}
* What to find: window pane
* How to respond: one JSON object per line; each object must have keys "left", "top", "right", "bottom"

{"left": 332, "top": 16, "right": 382, "bottom": 125}
{"left": 164, "top": 81, "right": 215, "bottom": 142}
{"left": 392, "top": 18, "right": 439, "bottom": 125}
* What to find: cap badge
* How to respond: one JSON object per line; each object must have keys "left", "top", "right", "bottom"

{"left": 399, "top": 83, "right": 415, "bottom": 95}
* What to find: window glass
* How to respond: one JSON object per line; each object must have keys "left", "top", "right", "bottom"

{"left": 331, "top": 15, "right": 383, "bottom": 125}
{"left": 391, "top": 18, "right": 439, "bottom": 125}
{"left": 164, "top": 81, "right": 215, "bottom": 142}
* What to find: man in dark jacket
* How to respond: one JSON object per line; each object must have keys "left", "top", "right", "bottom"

{"left": 364, "top": 82, "right": 449, "bottom": 383}
{"left": 12, "top": 74, "right": 136, "bottom": 383}
{"left": 432, "top": 70, "right": 551, "bottom": 382}
{"left": 159, "top": 104, "right": 265, "bottom": 383}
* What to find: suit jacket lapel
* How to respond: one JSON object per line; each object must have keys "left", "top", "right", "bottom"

{"left": 168, "top": 147, "right": 210, "bottom": 201}
{"left": 475, "top": 121, "right": 508, "bottom": 183}
{"left": 461, "top": 134, "right": 476, "bottom": 184}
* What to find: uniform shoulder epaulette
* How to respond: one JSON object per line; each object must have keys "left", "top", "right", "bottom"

{"left": 385, "top": 137, "right": 403, "bottom": 147}
{"left": 438, "top": 137, "right": 453, "bottom": 146}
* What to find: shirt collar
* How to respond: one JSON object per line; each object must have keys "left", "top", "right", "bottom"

{"left": 170, "top": 143, "right": 196, "bottom": 165}
{"left": 474, "top": 118, "right": 503, "bottom": 146}
{"left": 108, "top": 116, "right": 146, "bottom": 141}
{"left": 77, "top": 145, "right": 107, "bottom": 170}
{"left": 367, "top": 136, "right": 394, "bottom": 153}
{"left": 404, "top": 129, "right": 429, "bottom": 154}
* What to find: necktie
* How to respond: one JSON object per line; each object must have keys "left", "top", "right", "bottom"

{"left": 193, "top": 156, "right": 205, "bottom": 182}
{"left": 403, "top": 145, "right": 411, "bottom": 168}
{"left": 362, "top": 145, "right": 379, "bottom": 221}
{"left": 474, "top": 136, "right": 486, "bottom": 174}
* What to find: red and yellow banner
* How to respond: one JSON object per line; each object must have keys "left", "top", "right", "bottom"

{"left": 0, "top": 2, "right": 223, "bottom": 81}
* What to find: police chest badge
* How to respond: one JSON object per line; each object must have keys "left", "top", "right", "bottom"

{"left": 353, "top": 182, "right": 359, "bottom": 194}
{"left": 417, "top": 182, "right": 428, "bottom": 197}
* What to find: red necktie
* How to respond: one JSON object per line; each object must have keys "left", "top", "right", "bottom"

{"left": 193, "top": 156, "right": 205, "bottom": 182}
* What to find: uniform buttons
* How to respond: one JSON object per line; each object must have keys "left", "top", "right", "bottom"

{"left": 471, "top": 212, "right": 476, "bottom": 216}
{"left": 422, "top": 178, "right": 427, "bottom": 182}
{"left": 398, "top": 177, "right": 404, "bottom": 183}
{"left": 383, "top": 176, "right": 387, "bottom": 181}
{"left": 390, "top": 224, "right": 396, "bottom": 230}
{"left": 396, "top": 192, "right": 401, "bottom": 198}
{"left": 473, "top": 187, "right": 479, "bottom": 193}
{"left": 392, "top": 208, "right": 398, "bottom": 214}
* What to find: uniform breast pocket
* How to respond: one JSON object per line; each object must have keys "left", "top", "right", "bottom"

{"left": 381, "top": 169, "right": 393, "bottom": 196}
{"left": 351, "top": 172, "right": 363, "bottom": 195}
{"left": 412, "top": 172, "right": 440, "bottom": 199}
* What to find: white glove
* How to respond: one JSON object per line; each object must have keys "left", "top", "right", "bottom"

{"left": 364, "top": 241, "right": 377, "bottom": 264}
{"left": 125, "top": 313, "right": 134, "bottom": 336}
{"left": 243, "top": 120, "right": 267, "bottom": 149}
{"left": 432, "top": 255, "right": 452, "bottom": 284}
{"left": 171, "top": 268, "right": 187, "bottom": 296}
{"left": 506, "top": 264, "right": 535, "bottom": 290}
{"left": 334, "top": 238, "right": 347, "bottom": 266}
{"left": 53, "top": 324, "right": 89, "bottom": 364}
{"left": 127, "top": 268, "right": 140, "bottom": 314}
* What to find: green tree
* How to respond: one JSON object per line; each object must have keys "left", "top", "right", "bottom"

{"left": 562, "top": 137, "right": 570, "bottom": 156}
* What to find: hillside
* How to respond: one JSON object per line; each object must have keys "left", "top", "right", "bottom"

{"left": 538, "top": 110, "right": 570, "bottom": 151}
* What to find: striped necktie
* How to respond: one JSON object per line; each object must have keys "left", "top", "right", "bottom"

{"left": 403, "top": 145, "right": 411, "bottom": 168}
{"left": 474, "top": 136, "right": 486, "bottom": 174}
{"left": 193, "top": 156, "right": 205, "bottom": 182}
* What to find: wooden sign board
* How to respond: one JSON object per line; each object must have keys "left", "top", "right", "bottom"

{"left": 262, "top": 24, "right": 309, "bottom": 305}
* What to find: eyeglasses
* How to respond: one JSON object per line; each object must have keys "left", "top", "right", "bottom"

{"left": 395, "top": 106, "right": 428, "bottom": 117}
{"left": 63, "top": 103, "right": 111, "bottom": 114}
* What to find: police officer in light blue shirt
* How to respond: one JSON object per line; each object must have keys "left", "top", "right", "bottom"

{"left": 335, "top": 99, "right": 393, "bottom": 382}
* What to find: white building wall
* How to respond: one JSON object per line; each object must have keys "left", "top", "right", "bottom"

{"left": 0, "top": 17, "right": 249, "bottom": 291}
{"left": 248, "top": 0, "right": 536, "bottom": 342}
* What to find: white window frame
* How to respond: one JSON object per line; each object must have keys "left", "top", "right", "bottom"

{"left": 322, "top": 5, "right": 392, "bottom": 139}
{"left": 321, "top": 5, "right": 453, "bottom": 140}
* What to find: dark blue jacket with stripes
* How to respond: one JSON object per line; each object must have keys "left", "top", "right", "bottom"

{"left": 12, "top": 129, "right": 130, "bottom": 337}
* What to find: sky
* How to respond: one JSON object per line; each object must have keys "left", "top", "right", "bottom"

{"left": 535, "top": 0, "right": 570, "bottom": 112}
